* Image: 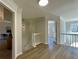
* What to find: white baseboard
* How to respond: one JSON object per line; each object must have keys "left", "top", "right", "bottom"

{"left": 32, "top": 42, "right": 41, "bottom": 47}
{"left": 23, "top": 46, "right": 33, "bottom": 52}
{"left": 32, "top": 44, "right": 36, "bottom": 47}
{"left": 44, "top": 42, "right": 48, "bottom": 44}
{"left": 16, "top": 52, "right": 22, "bottom": 58}
{"left": 36, "top": 42, "right": 41, "bottom": 45}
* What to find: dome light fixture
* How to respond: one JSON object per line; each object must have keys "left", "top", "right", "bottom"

{"left": 39, "top": 0, "right": 48, "bottom": 7}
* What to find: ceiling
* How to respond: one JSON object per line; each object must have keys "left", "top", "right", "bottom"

{"left": 13, "top": 0, "right": 78, "bottom": 19}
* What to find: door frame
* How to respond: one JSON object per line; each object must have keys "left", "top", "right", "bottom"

{"left": 0, "top": 0, "right": 22, "bottom": 59}
{"left": 0, "top": 1, "right": 16, "bottom": 59}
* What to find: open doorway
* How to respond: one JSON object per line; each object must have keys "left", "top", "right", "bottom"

{"left": 0, "top": 3, "right": 13, "bottom": 59}
{"left": 48, "top": 21, "right": 57, "bottom": 47}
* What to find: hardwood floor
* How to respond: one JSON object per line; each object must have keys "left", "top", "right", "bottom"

{"left": 17, "top": 43, "right": 78, "bottom": 59}
{"left": 0, "top": 49, "right": 12, "bottom": 59}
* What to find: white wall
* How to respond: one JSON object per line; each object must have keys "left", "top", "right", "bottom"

{"left": 22, "top": 20, "right": 33, "bottom": 52}
{"left": 60, "top": 18, "right": 66, "bottom": 33}
{"left": 66, "top": 21, "right": 78, "bottom": 32}
{"left": 15, "top": 8, "right": 22, "bottom": 57}
{"left": 22, "top": 17, "right": 45, "bottom": 51}
{"left": 35, "top": 17, "right": 45, "bottom": 44}
{"left": 22, "top": 19, "right": 36, "bottom": 52}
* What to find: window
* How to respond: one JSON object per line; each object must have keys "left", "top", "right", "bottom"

{"left": 71, "top": 22, "right": 78, "bottom": 32}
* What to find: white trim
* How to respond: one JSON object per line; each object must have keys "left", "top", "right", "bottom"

{"left": 32, "top": 45, "right": 37, "bottom": 47}
{"left": 0, "top": 0, "right": 17, "bottom": 12}
{"left": 44, "top": 42, "right": 48, "bottom": 44}
{"left": 16, "top": 52, "right": 22, "bottom": 58}
{"left": 32, "top": 42, "right": 42, "bottom": 47}
{"left": 36, "top": 42, "right": 41, "bottom": 45}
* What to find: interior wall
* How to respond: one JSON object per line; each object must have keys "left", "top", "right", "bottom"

{"left": 22, "top": 19, "right": 36, "bottom": 52}
{"left": 35, "top": 17, "right": 45, "bottom": 44}
{"left": 56, "top": 17, "right": 60, "bottom": 44}
{"left": 60, "top": 18, "right": 66, "bottom": 33}
{"left": 0, "top": 5, "right": 4, "bottom": 21}
{"left": 60, "top": 19, "right": 65, "bottom": 33}
{"left": 4, "top": 8, "right": 12, "bottom": 21}
{"left": 22, "top": 20, "right": 33, "bottom": 52}
{"left": 14, "top": 7, "right": 22, "bottom": 58}
{"left": 60, "top": 18, "right": 66, "bottom": 44}
{"left": 66, "top": 21, "right": 78, "bottom": 32}
{"left": 22, "top": 17, "right": 45, "bottom": 51}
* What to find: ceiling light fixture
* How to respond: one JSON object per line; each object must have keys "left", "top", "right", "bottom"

{"left": 39, "top": 0, "right": 48, "bottom": 7}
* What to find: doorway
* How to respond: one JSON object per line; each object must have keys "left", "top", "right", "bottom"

{"left": 0, "top": 3, "right": 13, "bottom": 59}
{"left": 48, "top": 21, "right": 57, "bottom": 47}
